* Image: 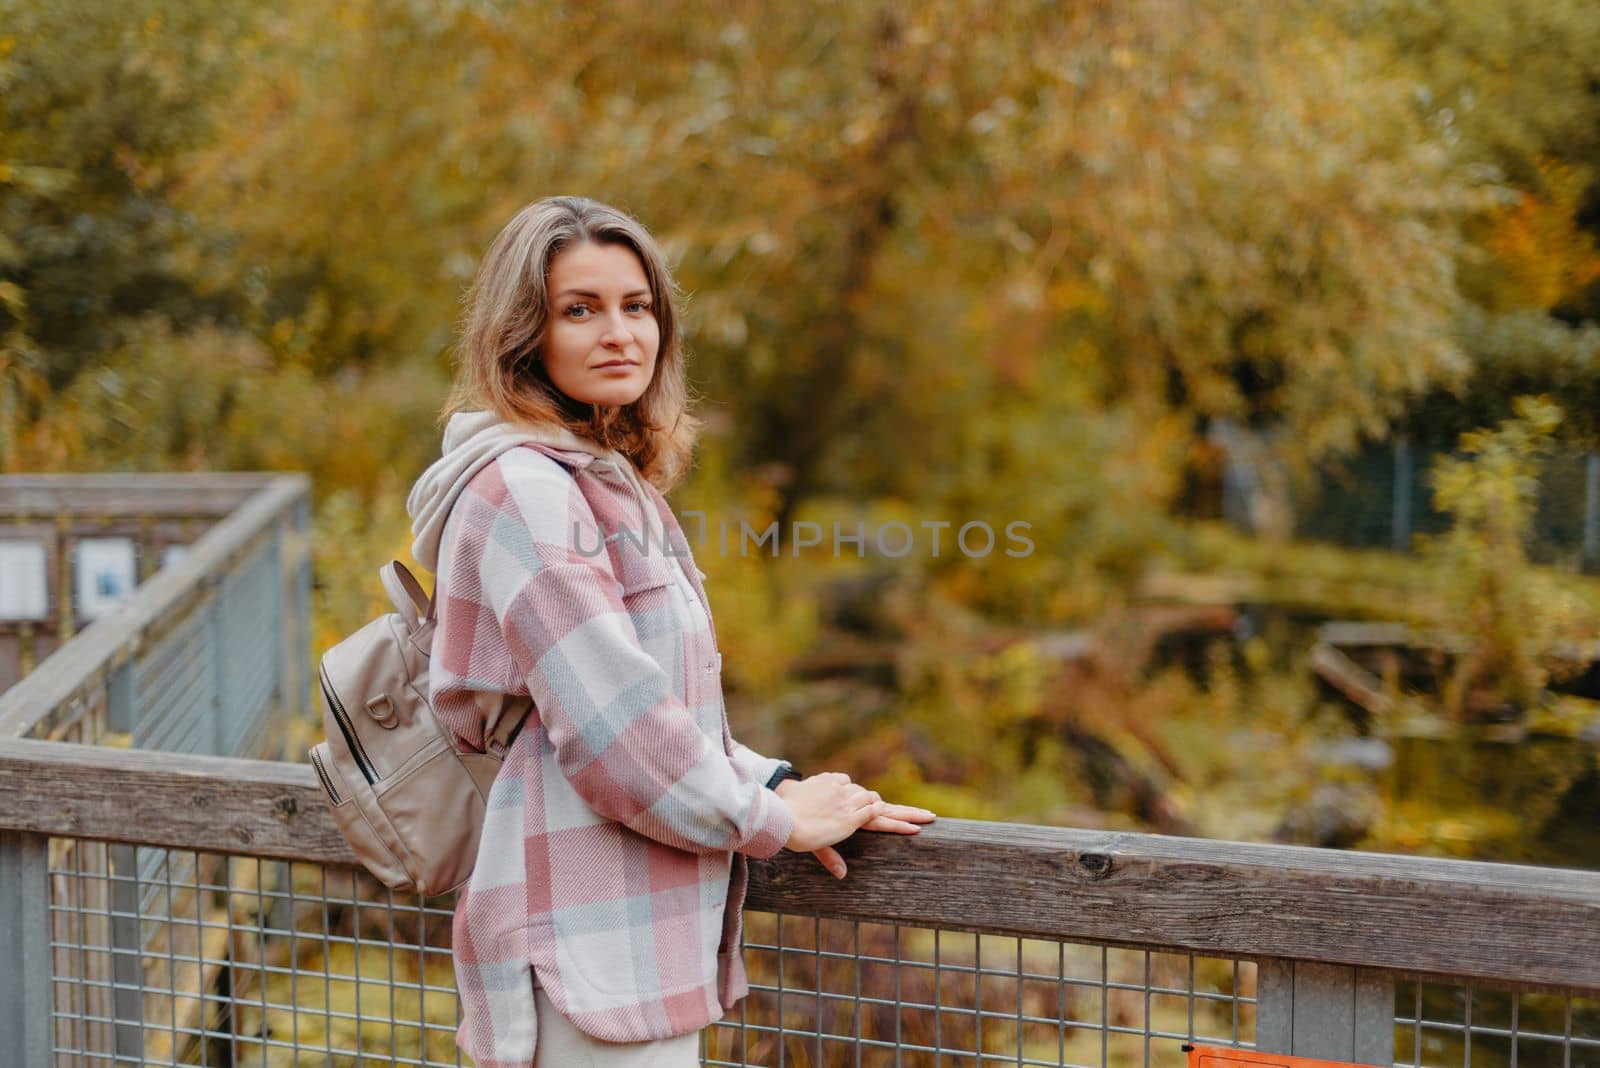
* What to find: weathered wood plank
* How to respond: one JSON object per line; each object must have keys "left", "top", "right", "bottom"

{"left": 1310, "top": 641, "right": 1393, "bottom": 716}
{"left": 0, "top": 476, "right": 308, "bottom": 739}
{"left": 1316, "top": 622, "right": 1414, "bottom": 647}
{"left": 0, "top": 473, "right": 283, "bottom": 517}
{"left": 0, "top": 738, "right": 348, "bottom": 860}
{"left": 0, "top": 738, "right": 1598, "bottom": 991}
{"left": 749, "top": 818, "right": 1600, "bottom": 994}
{"left": 0, "top": 637, "right": 23, "bottom": 695}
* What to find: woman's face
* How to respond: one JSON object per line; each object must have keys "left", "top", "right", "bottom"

{"left": 542, "top": 240, "right": 660, "bottom": 408}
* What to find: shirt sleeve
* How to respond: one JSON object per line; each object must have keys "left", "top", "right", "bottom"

{"left": 479, "top": 454, "right": 795, "bottom": 859}
{"left": 729, "top": 740, "right": 788, "bottom": 790}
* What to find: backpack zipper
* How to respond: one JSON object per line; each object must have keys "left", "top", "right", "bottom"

{"left": 309, "top": 747, "right": 342, "bottom": 804}
{"left": 319, "top": 662, "right": 377, "bottom": 784}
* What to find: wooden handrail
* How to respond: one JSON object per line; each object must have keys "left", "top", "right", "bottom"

{"left": 0, "top": 472, "right": 291, "bottom": 517}
{"left": 1, "top": 736, "right": 1596, "bottom": 992}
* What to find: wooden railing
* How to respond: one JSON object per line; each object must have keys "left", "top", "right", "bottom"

{"left": 2, "top": 471, "right": 1597, "bottom": 1067}
{"left": 0, "top": 472, "right": 312, "bottom": 1066}
{"left": 2, "top": 737, "right": 1597, "bottom": 1066}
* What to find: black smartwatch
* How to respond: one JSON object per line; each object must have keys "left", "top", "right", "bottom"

{"left": 764, "top": 762, "right": 802, "bottom": 790}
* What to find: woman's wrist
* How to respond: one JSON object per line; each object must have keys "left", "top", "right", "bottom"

{"left": 764, "top": 761, "right": 802, "bottom": 791}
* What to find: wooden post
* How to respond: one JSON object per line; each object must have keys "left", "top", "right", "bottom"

{"left": 0, "top": 829, "right": 54, "bottom": 1066}
{"left": 1257, "top": 958, "right": 1394, "bottom": 1065}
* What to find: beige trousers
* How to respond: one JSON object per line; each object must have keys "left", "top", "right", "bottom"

{"left": 531, "top": 987, "right": 701, "bottom": 1068}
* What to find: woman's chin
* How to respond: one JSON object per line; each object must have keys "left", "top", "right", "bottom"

{"left": 568, "top": 383, "right": 648, "bottom": 408}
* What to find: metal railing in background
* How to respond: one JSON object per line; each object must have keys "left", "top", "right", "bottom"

{"left": 2, "top": 739, "right": 1597, "bottom": 1068}
{"left": 0, "top": 472, "right": 312, "bottom": 753}
{"left": 0, "top": 472, "right": 312, "bottom": 1066}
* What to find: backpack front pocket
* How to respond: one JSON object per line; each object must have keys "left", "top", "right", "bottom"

{"left": 320, "top": 661, "right": 378, "bottom": 784}
{"left": 307, "top": 741, "right": 411, "bottom": 890}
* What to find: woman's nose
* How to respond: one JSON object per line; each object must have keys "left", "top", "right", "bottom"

{"left": 599, "top": 309, "right": 633, "bottom": 346}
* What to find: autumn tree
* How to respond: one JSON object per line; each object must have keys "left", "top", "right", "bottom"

{"left": 0, "top": 0, "right": 253, "bottom": 467}
{"left": 168, "top": 0, "right": 1481, "bottom": 538}
{"left": 1348, "top": 0, "right": 1600, "bottom": 446}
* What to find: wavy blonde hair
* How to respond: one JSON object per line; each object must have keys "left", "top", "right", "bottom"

{"left": 443, "top": 195, "right": 699, "bottom": 489}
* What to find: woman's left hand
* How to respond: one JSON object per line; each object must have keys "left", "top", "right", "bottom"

{"left": 860, "top": 803, "right": 938, "bottom": 834}
{"left": 774, "top": 778, "right": 935, "bottom": 879}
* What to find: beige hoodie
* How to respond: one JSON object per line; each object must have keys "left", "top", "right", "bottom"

{"left": 405, "top": 409, "right": 653, "bottom": 573}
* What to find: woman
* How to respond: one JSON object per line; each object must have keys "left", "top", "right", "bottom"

{"left": 405, "top": 195, "right": 935, "bottom": 1068}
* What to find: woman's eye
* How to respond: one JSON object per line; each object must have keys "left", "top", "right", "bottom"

{"left": 627, "top": 300, "right": 652, "bottom": 314}
{"left": 564, "top": 304, "right": 590, "bottom": 319}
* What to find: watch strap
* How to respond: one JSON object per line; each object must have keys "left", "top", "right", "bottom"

{"left": 764, "top": 762, "right": 802, "bottom": 790}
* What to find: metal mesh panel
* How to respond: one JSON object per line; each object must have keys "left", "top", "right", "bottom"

{"left": 134, "top": 604, "right": 215, "bottom": 755}
{"left": 1394, "top": 980, "right": 1600, "bottom": 1068}
{"left": 40, "top": 835, "right": 1600, "bottom": 1067}
{"left": 217, "top": 537, "right": 281, "bottom": 757}
{"left": 47, "top": 839, "right": 468, "bottom": 1067}
{"left": 709, "top": 915, "right": 1256, "bottom": 1068}
{"left": 43, "top": 834, "right": 1263, "bottom": 1068}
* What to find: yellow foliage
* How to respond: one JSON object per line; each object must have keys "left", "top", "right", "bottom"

{"left": 1483, "top": 158, "right": 1600, "bottom": 312}
{"left": 1423, "top": 396, "right": 1596, "bottom": 711}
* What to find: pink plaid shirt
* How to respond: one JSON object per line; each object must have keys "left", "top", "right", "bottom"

{"left": 430, "top": 442, "right": 795, "bottom": 1065}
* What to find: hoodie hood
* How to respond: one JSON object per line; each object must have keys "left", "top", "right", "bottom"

{"left": 406, "top": 409, "right": 643, "bottom": 572}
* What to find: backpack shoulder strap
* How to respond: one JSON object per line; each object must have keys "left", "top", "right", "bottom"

{"left": 415, "top": 441, "right": 579, "bottom": 750}
{"left": 380, "top": 561, "right": 429, "bottom": 631}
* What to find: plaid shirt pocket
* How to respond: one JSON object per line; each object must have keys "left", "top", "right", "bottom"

{"left": 606, "top": 529, "right": 678, "bottom": 594}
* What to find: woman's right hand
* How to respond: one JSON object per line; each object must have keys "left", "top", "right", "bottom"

{"left": 779, "top": 772, "right": 886, "bottom": 854}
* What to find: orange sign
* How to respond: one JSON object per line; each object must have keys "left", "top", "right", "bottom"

{"left": 1185, "top": 1043, "right": 1368, "bottom": 1068}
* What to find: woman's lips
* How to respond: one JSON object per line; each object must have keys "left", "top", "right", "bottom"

{"left": 594, "top": 360, "right": 637, "bottom": 371}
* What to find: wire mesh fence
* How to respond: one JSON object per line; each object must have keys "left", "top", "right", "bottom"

{"left": 45, "top": 834, "right": 1261, "bottom": 1068}
{"left": 1393, "top": 980, "right": 1600, "bottom": 1068}
{"left": 47, "top": 837, "right": 465, "bottom": 1067}
{"left": 712, "top": 915, "right": 1256, "bottom": 1068}
{"left": 38, "top": 833, "right": 1600, "bottom": 1068}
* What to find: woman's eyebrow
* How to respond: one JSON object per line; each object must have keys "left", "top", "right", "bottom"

{"left": 555, "top": 288, "right": 652, "bottom": 300}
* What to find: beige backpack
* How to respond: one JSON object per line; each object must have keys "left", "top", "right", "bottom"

{"left": 308, "top": 561, "right": 531, "bottom": 897}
